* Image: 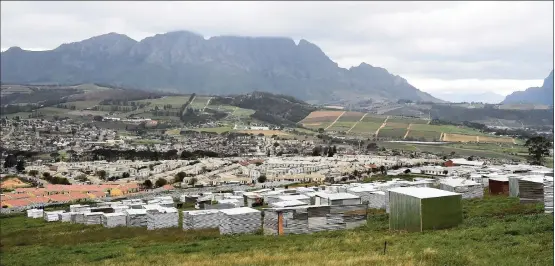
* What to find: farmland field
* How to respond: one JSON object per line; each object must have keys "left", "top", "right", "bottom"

{"left": 386, "top": 117, "right": 428, "bottom": 124}
{"left": 302, "top": 122, "right": 332, "bottom": 130}
{"left": 406, "top": 130, "right": 442, "bottom": 141}
{"left": 0, "top": 196, "right": 551, "bottom": 266}
{"left": 442, "top": 133, "right": 515, "bottom": 144}
{"left": 192, "top": 127, "right": 233, "bottom": 134}
{"left": 301, "top": 112, "right": 343, "bottom": 124}
{"left": 377, "top": 128, "right": 407, "bottom": 139}
{"left": 362, "top": 115, "right": 388, "bottom": 124}
{"left": 382, "top": 122, "right": 409, "bottom": 130}
{"left": 237, "top": 130, "right": 291, "bottom": 136}
{"left": 327, "top": 122, "right": 354, "bottom": 132}
{"left": 350, "top": 122, "right": 382, "bottom": 135}
{"left": 336, "top": 112, "right": 365, "bottom": 122}
{"left": 378, "top": 142, "right": 525, "bottom": 160}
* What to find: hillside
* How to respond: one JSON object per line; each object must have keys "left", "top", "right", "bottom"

{"left": 502, "top": 70, "right": 554, "bottom": 105}
{"left": 0, "top": 196, "right": 551, "bottom": 266}
{"left": 0, "top": 31, "right": 441, "bottom": 104}
{"left": 211, "top": 91, "right": 316, "bottom": 126}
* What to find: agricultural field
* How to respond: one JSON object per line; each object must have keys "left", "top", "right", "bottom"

{"left": 386, "top": 117, "right": 428, "bottom": 125}
{"left": 237, "top": 130, "right": 291, "bottom": 136}
{"left": 302, "top": 122, "right": 333, "bottom": 130}
{"left": 188, "top": 96, "right": 213, "bottom": 109}
{"left": 134, "top": 96, "right": 191, "bottom": 107}
{"left": 326, "top": 122, "right": 354, "bottom": 132}
{"left": 442, "top": 133, "right": 515, "bottom": 144}
{"left": 405, "top": 130, "right": 442, "bottom": 141}
{"left": 336, "top": 112, "right": 365, "bottom": 122}
{"left": 378, "top": 142, "right": 525, "bottom": 160}
{"left": 361, "top": 114, "right": 388, "bottom": 124}
{"left": 300, "top": 111, "right": 344, "bottom": 124}
{"left": 350, "top": 122, "right": 382, "bottom": 135}
{"left": 192, "top": 127, "right": 234, "bottom": 134}
{"left": 376, "top": 128, "right": 407, "bottom": 139}
{"left": 0, "top": 196, "right": 552, "bottom": 266}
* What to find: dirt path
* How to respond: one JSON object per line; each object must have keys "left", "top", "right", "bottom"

{"left": 374, "top": 116, "right": 390, "bottom": 137}
{"left": 346, "top": 113, "right": 367, "bottom": 134}
{"left": 403, "top": 123, "right": 413, "bottom": 139}
{"left": 202, "top": 97, "right": 213, "bottom": 112}
{"left": 325, "top": 111, "right": 346, "bottom": 130}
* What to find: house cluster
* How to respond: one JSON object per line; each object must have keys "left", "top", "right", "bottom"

{"left": 25, "top": 159, "right": 195, "bottom": 184}
{"left": 0, "top": 183, "right": 145, "bottom": 209}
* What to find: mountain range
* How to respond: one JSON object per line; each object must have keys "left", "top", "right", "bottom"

{"left": 433, "top": 91, "right": 506, "bottom": 104}
{"left": 0, "top": 31, "right": 441, "bottom": 104}
{"left": 502, "top": 70, "right": 554, "bottom": 105}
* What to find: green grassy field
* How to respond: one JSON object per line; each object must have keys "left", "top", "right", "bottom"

{"left": 406, "top": 130, "right": 442, "bottom": 141}
{"left": 411, "top": 124, "right": 487, "bottom": 136}
{"left": 377, "top": 128, "right": 407, "bottom": 139}
{"left": 193, "top": 127, "right": 234, "bottom": 134}
{"left": 351, "top": 122, "right": 382, "bottom": 134}
{"left": 379, "top": 142, "right": 525, "bottom": 160}
{"left": 362, "top": 115, "right": 388, "bottom": 124}
{"left": 0, "top": 196, "right": 552, "bottom": 266}
{"left": 327, "top": 121, "right": 353, "bottom": 132}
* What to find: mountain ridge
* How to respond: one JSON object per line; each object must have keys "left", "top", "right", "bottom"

{"left": 0, "top": 30, "right": 441, "bottom": 104}
{"left": 502, "top": 70, "right": 554, "bottom": 105}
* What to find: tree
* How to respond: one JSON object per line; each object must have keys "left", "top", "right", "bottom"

{"left": 318, "top": 128, "right": 325, "bottom": 133}
{"left": 175, "top": 171, "right": 186, "bottom": 183}
{"left": 3, "top": 154, "right": 17, "bottom": 168}
{"left": 379, "top": 166, "right": 387, "bottom": 175}
{"left": 42, "top": 172, "right": 51, "bottom": 179}
{"left": 257, "top": 175, "right": 267, "bottom": 183}
{"left": 525, "top": 136, "right": 552, "bottom": 166}
{"left": 443, "top": 170, "right": 449, "bottom": 175}
{"left": 367, "top": 143, "right": 378, "bottom": 151}
{"left": 15, "top": 160, "right": 25, "bottom": 173}
{"left": 273, "top": 142, "right": 280, "bottom": 147}
{"left": 143, "top": 179, "right": 153, "bottom": 189}
{"left": 28, "top": 170, "right": 39, "bottom": 177}
{"left": 155, "top": 178, "right": 168, "bottom": 188}
{"left": 122, "top": 172, "right": 130, "bottom": 179}
{"left": 312, "top": 146, "right": 322, "bottom": 156}
{"left": 404, "top": 169, "right": 411, "bottom": 174}
{"left": 188, "top": 177, "right": 198, "bottom": 186}
{"left": 97, "top": 170, "right": 107, "bottom": 180}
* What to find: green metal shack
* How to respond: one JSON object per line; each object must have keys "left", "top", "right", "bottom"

{"left": 388, "top": 187, "right": 462, "bottom": 232}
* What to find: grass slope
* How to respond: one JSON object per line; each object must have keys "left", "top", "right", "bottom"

{"left": 1, "top": 196, "right": 552, "bottom": 266}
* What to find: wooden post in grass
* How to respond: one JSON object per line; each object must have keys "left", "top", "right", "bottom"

{"left": 383, "top": 241, "right": 387, "bottom": 255}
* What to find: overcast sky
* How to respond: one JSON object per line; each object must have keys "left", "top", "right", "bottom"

{"left": 1, "top": 1, "right": 553, "bottom": 96}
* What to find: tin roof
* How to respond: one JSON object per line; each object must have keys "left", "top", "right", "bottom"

{"left": 389, "top": 187, "right": 460, "bottom": 199}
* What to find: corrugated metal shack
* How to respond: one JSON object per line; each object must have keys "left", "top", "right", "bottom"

{"left": 508, "top": 176, "right": 523, "bottom": 197}
{"left": 219, "top": 207, "right": 262, "bottom": 235}
{"left": 389, "top": 187, "right": 462, "bottom": 232}
{"left": 125, "top": 209, "right": 147, "bottom": 227}
{"left": 182, "top": 210, "right": 221, "bottom": 230}
{"left": 368, "top": 191, "right": 386, "bottom": 209}
{"left": 544, "top": 176, "right": 554, "bottom": 213}
{"left": 263, "top": 203, "right": 367, "bottom": 235}
{"left": 439, "top": 178, "right": 483, "bottom": 199}
{"left": 242, "top": 192, "right": 264, "bottom": 207}
{"left": 518, "top": 176, "right": 544, "bottom": 204}
{"left": 489, "top": 176, "right": 509, "bottom": 195}
{"left": 314, "top": 192, "right": 361, "bottom": 206}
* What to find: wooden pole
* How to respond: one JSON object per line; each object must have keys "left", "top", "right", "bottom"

{"left": 383, "top": 241, "right": 387, "bottom": 255}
